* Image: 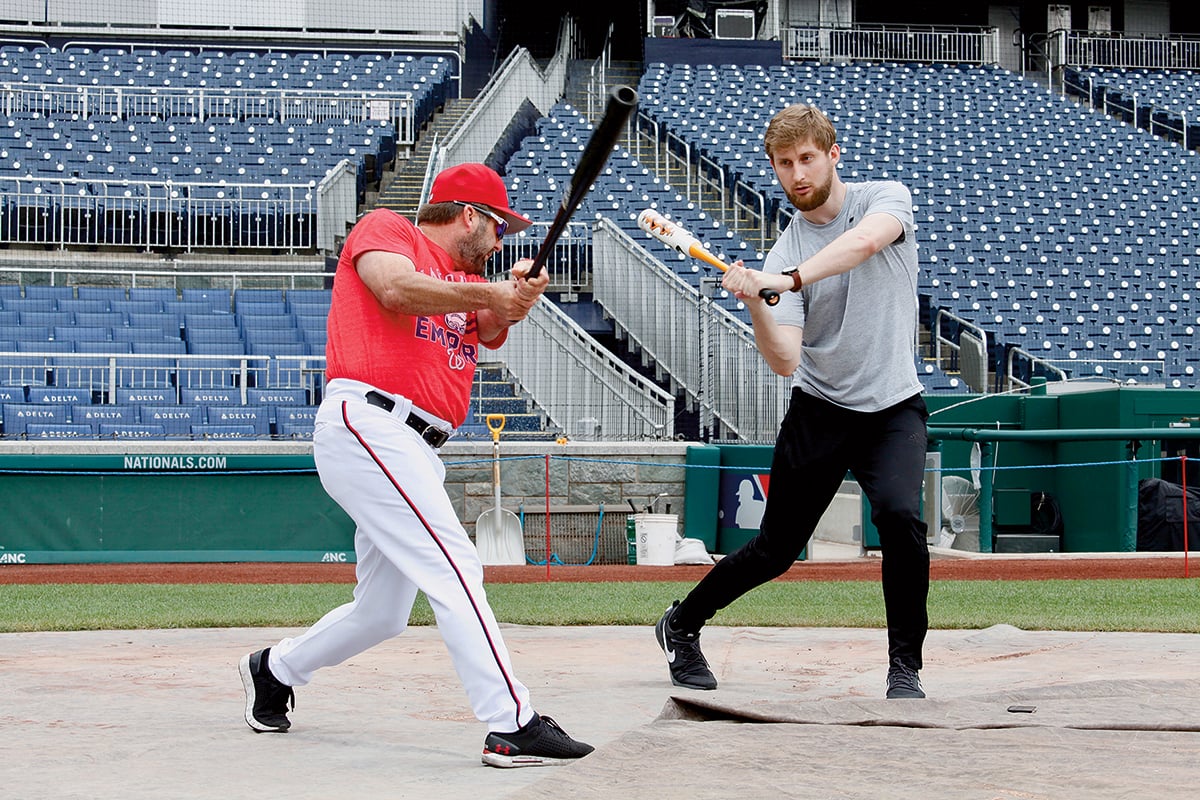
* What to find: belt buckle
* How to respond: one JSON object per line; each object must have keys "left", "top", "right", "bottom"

{"left": 416, "top": 421, "right": 450, "bottom": 449}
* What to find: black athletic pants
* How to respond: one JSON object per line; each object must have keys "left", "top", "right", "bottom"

{"left": 675, "top": 389, "right": 930, "bottom": 669}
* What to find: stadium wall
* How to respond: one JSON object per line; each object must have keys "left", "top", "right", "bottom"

{"left": 0, "top": 440, "right": 692, "bottom": 564}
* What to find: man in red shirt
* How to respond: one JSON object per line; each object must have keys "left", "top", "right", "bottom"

{"left": 239, "top": 162, "right": 593, "bottom": 768}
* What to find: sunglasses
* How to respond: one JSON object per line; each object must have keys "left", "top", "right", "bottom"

{"left": 454, "top": 201, "right": 508, "bottom": 238}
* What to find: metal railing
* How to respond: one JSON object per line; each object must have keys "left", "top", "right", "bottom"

{"left": 0, "top": 83, "right": 418, "bottom": 143}
{"left": 1003, "top": 346, "right": 1070, "bottom": 392}
{"left": 1064, "top": 31, "right": 1200, "bottom": 70}
{"left": 492, "top": 296, "right": 674, "bottom": 441}
{"left": 0, "top": 155, "right": 359, "bottom": 255}
{"left": 0, "top": 174, "right": 322, "bottom": 253}
{"left": 0, "top": 352, "right": 326, "bottom": 409}
{"left": 1061, "top": 66, "right": 1194, "bottom": 150}
{"left": 592, "top": 218, "right": 788, "bottom": 444}
{"left": 933, "top": 308, "right": 991, "bottom": 392}
{"left": 783, "top": 24, "right": 1000, "bottom": 65}
{"left": 492, "top": 220, "right": 593, "bottom": 292}
{"left": 432, "top": 16, "right": 577, "bottom": 171}
{"left": 0, "top": 266, "right": 328, "bottom": 292}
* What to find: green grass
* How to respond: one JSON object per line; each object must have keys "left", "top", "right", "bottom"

{"left": 1, "top": 578, "right": 1196, "bottom": 634}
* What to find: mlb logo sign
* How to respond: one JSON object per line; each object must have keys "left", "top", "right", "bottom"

{"left": 718, "top": 471, "right": 769, "bottom": 532}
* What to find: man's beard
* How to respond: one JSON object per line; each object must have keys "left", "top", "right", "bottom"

{"left": 455, "top": 224, "right": 495, "bottom": 273}
{"left": 788, "top": 175, "right": 832, "bottom": 212}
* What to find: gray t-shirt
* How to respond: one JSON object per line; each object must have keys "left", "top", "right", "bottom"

{"left": 766, "top": 181, "right": 922, "bottom": 412}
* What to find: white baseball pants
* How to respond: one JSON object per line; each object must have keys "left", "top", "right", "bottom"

{"left": 268, "top": 378, "right": 533, "bottom": 733}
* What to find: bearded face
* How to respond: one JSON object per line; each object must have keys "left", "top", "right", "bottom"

{"left": 770, "top": 141, "right": 840, "bottom": 215}
{"left": 454, "top": 215, "right": 500, "bottom": 274}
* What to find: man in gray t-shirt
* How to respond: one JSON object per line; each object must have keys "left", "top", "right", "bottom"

{"left": 654, "top": 104, "right": 931, "bottom": 700}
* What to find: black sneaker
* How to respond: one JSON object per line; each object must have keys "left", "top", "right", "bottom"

{"left": 239, "top": 647, "right": 295, "bottom": 732}
{"left": 481, "top": 713, "right": 594, "bottom": 768}
{"left": 885, "top": 657, "right": 926, "bottom": 699}
{"left": 655, "top": 601, "right": 718, "bottom": 690}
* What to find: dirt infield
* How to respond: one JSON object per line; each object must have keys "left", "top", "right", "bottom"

{"left": 0, "top": 555, "right": 1191, "bottom": 584}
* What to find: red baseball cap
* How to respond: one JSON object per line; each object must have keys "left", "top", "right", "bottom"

{"left": 428, "top": 162, "right": 532, "bottom": 234}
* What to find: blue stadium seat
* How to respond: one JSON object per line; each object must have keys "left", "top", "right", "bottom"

{"left": 0, "top": 297, "right": 55, "bottom": 313}
{"left": 57, "top": 298, "right": 111, "bottom": 314}
{"left": 111, "top": 299, "right": 163, "bottom": 315}
{"left": 181, "top": 288, "right": 232, "bottom": 312}
{"left": 247, "top": 387, "right": 308, "bottom": 407}
{"left": 244, "top": 327, "right": 302, "bottom": 346}
{"left": 26, "top": 423, "right": 94, "bottom": 439}
{"left": 128, "top": 288, "right": 177, "bottom": 305}
{"left": 129, "top": 340, "right": 187, "bottom": 354}
{"left": 23, "top": 285, "right": 75, "bottom": 303}
{"left": 73, "top": 340, "right": 131, "bottom": 354}
{"left": 236, "top": 300, "right": 288, "bottom": 316}
{"left": 0, "top": 385, "right": 26, "bottom": 403}
{"left": 2, "top": 402, "right": 69, "bottom": 436}
{"left": 73, "top": 404, "right": 137, "bottom": 431}
{"left": 76, "top": 286, "right": 128, "bottom": 304}
{"left": 285, "top": 289, "right": 332, "bottom": 311}
{"left": 184, "top": 313, "right": 240, "bottom": 331}
{"left": 29, "top": 386, "right": 93, "bottom": 405}
{"left": 186, "top": 338, "right": 246, "bottom": 356}
{"left": 275, "top": 407, "right": 316, "bottom": 438}
{"left": 127, "top": 313, "right": 183, "bottom": 338}
{"left": 99, "top": 423, "right": 166, "bottom": 439}
{"left": 234, "top": 288, "right": 286, "bottom": 308}
{"left": 139, "top": 404, "right": 203, "bottom": 436}
{"left": 186, "top": 332, "right": 245, "bottom": 355}
{"left": 190, "top": 423, "right": 257, "bottom": 439}
{"left": 57, "top": 325, "right": 111, "bottom": 343}
{"left": 238, "top": 313, "right": 296, "bottom": 332}
{"left": 73, "top": 311, "right": 127, "bottom": 329}
{"left": 164, "top": 300, "right": 221, "bottom": 317}
{"left": 292, "top": 313, "right": 326, "bottom": 332}
{"left": 114, "top": 386, "right": 175, "bottom": 405}
{"left": 181, "top": 386, "right": 239, "bottom": 405}
{"left": 205, "top": 404, "right": 270, "bottom": 434}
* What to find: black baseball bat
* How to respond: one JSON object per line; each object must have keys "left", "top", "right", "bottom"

{"left": 525, "top": 85, "right": 639, "bottom": 279}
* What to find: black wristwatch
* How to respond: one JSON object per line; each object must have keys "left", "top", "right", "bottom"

{"left": 781, "top": 267, "right": 803, "bottom": 292}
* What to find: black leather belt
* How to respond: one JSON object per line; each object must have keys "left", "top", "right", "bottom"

{"left": 364, "top": 391, "right": 451, "bottom": 448}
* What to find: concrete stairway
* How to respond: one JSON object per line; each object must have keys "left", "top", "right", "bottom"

{"left": 373, "top": 97, "right": 476, "bottom": 217}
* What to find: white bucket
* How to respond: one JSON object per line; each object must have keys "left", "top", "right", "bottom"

{"left": 634, "top": 513, "right": 678, "bottom": 566}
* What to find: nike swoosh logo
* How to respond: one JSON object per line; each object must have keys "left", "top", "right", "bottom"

{"left": 664, "top": 641, "right": 676, "bottom": 663}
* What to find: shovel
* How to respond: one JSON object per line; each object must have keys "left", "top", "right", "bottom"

{"left": 474, "top": 414, "right": 525, "bottom": 565}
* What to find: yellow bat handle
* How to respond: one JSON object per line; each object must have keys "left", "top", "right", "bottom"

{"left": 688, "top": 243, "right": 731, "bottom": 273}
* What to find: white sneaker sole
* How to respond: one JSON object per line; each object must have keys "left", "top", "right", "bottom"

{"left": 239, "top": 653, "right": 287, "bottom": 732}
{"left": 481, "top": 752, "right": 577, "bottom": 768}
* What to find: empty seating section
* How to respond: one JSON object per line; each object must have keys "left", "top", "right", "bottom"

{"left": 0, "top": 285, "right": 331, "bottom": 439}
{"left": 0, "top": 285, "right": 537, "bottom": 439}
{"left": 630, "top": 61, "right": 1200, "bottom": 388}
{"left": 505, "top": 102, "right": 764, "bottom": 323}
{"left": 0, "top": 46, "right": 456, "bottom": 249}
{"left": 1064, "top": 66, "right": 1200, "bottom": 146}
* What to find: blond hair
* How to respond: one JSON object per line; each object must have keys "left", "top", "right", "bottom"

{"left": 763, "top": 104, "right": 837, "bottom": 158}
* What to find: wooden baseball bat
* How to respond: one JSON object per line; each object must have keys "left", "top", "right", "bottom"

{"left": 525, "top": 85, "right": 639, "bottom": 279}
{"left": 637, "top": 208, "right": 780, "bottom": 305}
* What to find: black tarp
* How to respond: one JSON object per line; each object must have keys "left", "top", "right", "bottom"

{"left": 1137, "top": 477, "right": 1200, "bottom": 551}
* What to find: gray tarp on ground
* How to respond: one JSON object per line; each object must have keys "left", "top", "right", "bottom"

{"left": 4, "top": 624, "right": 1200, "bottom": 799}
{"left": 525, "top": 681, "right": 1200, "bottom": 799}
